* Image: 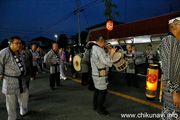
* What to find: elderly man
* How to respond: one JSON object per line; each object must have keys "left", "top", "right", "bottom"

{"left": 91, "top": 35, "right": 116, "bottom": 117}
{"left": 159, "top": 15, "right": 180, "bottom": 120}
{"left": 30, "top": 43, "right": 39, "bottom": 80}
{"left": 124, "top": 44, "right": 139, "bottom": 88}
{"left": 0, "top": 36, "right": 29, "bottom": 120}
{"left": 46, "top": 43, "right": 61, "bottom": 90}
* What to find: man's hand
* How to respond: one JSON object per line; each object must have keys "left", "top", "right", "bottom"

{"left": 110, "top": 48, "right": 117, "bottom": 57}
{"left": 173, "top": 93, "right": 180, "bottom": 108}
{"left": 107, "top": 47, "right": 112, "bottom": 54}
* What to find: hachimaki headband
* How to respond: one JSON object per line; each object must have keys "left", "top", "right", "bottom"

{"left": 168, "top": 17, "right": 180, "bottom": 24}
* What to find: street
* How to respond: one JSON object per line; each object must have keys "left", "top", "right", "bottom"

{"left": 0, "top": 64, "right": 163, "bottom": 120}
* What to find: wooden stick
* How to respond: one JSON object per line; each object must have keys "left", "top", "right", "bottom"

{"left": 159, "top": 74, "right": 163, "bottom": 103}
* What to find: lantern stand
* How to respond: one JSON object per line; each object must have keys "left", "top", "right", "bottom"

{"left": 159, "top": 74, "right": 163, "bottom": 102}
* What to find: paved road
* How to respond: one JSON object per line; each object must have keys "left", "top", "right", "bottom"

{"left": 0, "top": 65, "right": 163, "bottom": 120}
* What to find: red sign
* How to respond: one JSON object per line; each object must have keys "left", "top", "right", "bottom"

{"left": 106, "top": 20, "right": 113, "bottom": 31}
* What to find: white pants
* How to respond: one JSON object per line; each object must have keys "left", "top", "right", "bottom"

{"left": 60, "top": 65, "right": 66, "bottom": 78}
{"left": 5, "top": 89, "right": 29, "bottom": 120}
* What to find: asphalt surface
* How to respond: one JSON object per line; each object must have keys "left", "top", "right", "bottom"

{"left": 0, "top": 64, "right": 163, "bottom": 120}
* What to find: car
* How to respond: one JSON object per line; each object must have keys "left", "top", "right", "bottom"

{"left": 134, "top": 51, "right": 146, "bottom": 65}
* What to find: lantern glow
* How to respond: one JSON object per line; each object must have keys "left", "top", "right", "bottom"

{"left": 106, "top": 20, "right": 113, "bottom": 31}
{"left": 145, "top": 64, "right": 159, "bottom": 99}
{"left": 69, "top": 55, "right": 72, "bottom": 62}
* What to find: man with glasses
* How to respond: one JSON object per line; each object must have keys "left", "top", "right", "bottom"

{"left": 0, "top": 36, "right": 29, "bottom": 120}
{"left": 159, "top": 15, "right": 180, "bottom": 120}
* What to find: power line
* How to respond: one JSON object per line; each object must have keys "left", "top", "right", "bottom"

{"left": 82, "top": 12, "right": 89, "bottom": 27}
{"left": 40, "top": 0, "right": 100, "bottom": 32}
{"left": 80, "top": 0, "right": 100, "bottom": 9}
{"left": 0, "top": 27, "right": 73, "bottom": 34}
{"left": 0, "top": 28, "right": 39, "bottom": 32}
{"left": 40, "top": 13, "right": 74, "bottom": 32}
{"left": 1, "top": 0, "right": 100, "bottom": 37}
{"left": 0, "top": 29, "right": 72, "bottom": 36}
{"left": 80, "top": 2, "right": 89, "bottom": 28}
{"left": 27, "top": 1, "right": 74, "bottom": 5}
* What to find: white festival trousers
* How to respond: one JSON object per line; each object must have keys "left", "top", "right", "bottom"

{"left": 5, "top": 89, "right": 29, "bottom": 120}
{"left": 60, "top": 64, "right": 66, "bottom": 78}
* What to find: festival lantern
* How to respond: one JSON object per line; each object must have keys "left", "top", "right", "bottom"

{"left": 69, "top": 55, "right": 72, "bottom": 62}
{"left": 145, "top": 64, "right": 159, "bottom": 100}
{"left": 106, "top": 20, "right": 113, "bottom": 31}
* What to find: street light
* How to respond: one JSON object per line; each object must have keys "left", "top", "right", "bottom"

{"left": 55, "top": 35, "right": 58, "bottom": 43}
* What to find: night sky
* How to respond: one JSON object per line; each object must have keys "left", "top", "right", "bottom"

{"left": 0, "top": 0, "right": 180, "bottom": 43}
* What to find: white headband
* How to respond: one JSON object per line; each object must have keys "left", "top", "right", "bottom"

{"left": 168, "top": 17, "right": 180, "bottom": 24}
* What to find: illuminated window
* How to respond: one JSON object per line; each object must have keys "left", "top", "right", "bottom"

{"left": 125, "top": 39, "right": 133, "bottom": 43}
{"left": 151, "top": 37, "right": 161, "bottom": 42}
{"left": 134, "top": 36, "right": 151, "bottom": 43}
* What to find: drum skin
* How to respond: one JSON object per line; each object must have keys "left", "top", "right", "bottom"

{"left": 73, "top": 54, "right": 89, "bottom": 73}
{"left": 112, "top": 52, "right": 128, "bottom": 71}
{"left": 73, "top": 54, "right": 81, "bottom": 72}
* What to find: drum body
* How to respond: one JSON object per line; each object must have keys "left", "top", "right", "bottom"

{"left": 112, "top": 52, "right": 128, "bottom": 71}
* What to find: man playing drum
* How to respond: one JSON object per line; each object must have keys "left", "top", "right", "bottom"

{"left": 91, "top": 35, "right": 116, "bottom": 117}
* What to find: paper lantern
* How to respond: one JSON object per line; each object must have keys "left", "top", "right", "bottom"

{"left": 145, "top": 64, "right": 159, "bottom": 99}
{"left": 106, "top": 20, "right": 113, "bottom": 31}
{"left": 69, "top": 55, "right": 72, "bottom": 62}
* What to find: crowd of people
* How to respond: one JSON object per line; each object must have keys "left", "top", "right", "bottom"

{"left": 77, "top": 15, "right": 180, "bottom": 119}
{"left": 0, "top": 38, "right": 67, "bottom": 120}
{"left": 0, "top": 15, "right": 180, "bottom": 120}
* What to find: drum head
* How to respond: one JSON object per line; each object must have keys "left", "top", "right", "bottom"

{"left": 112, "top": 52, "right": 123, "bottom": 63}
{"left": 73, "top": 55, "right": 81, "bottom": 72}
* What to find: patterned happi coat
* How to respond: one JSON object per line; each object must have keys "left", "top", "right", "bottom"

{"left": 46, "top": 49, "right": 60, "bottom": 74}
{"left": 30, "top": 49, "right": 39, "bottom": 66}
{"left": 124, "top": 51, "right": 136, "bottom": 74}
{"left": 91, "top": 45, "right": 113, "bottom": 90}
{"left": 0, "top": 47, "right": 27, "bottom": 95}
{"left": 159, "top": 33, "right": 180, "bottom": 120}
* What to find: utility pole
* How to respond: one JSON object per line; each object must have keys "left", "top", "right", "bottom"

{"left": 169, "top": 0, "right": 172, "bottom": 13}
{"left": 77, "top": 0, "right": 81, "bottom": 46}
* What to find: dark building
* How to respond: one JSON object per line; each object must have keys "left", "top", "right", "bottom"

{"left": 30, "top": 36, "right": 55, "bottom": 52}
